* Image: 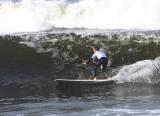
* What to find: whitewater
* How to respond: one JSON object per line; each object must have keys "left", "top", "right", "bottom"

{"left": 0, "top": 0, "right": 160, "bottom": 34}
{"left": 0, "top": 0, "right": 160, "bottom": 116}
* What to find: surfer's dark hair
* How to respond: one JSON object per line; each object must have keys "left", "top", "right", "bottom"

{"left": 94, "top": 46, "right": 100, "bottom": 50}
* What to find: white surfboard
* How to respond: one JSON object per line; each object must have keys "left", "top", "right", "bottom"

{"left": 55, "top": 78, "right": 115, "bottom": 85}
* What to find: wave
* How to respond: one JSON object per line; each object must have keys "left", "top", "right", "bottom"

{"left": 0, "top": 36, "right": 54, "bottom": 85}
{"left": 0, "top": 34, "right": 159, "bottom": 98}
{"left": 0, "top": 34, "right": 160, "bottom": 98}
{"left": 113, "top": 58, "right": 160, "bottom": 84}
{"left": 1, "top": 34, "right": 160, "bottom": 82}
{"left": 1, "top": 0, "right": 160, "bottom": 34}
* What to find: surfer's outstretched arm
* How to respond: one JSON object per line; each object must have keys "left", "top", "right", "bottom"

{"left": 82, "top": 58, "right": 93, "bottom": 65}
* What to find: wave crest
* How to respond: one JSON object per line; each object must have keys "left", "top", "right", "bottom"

{"left": 1, "top": 0, "right": 160, "bottom": 34}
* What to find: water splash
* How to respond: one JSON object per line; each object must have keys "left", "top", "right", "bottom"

{"left": 1, "top": 0, "right": 160, "bottom": 34}
{"left": 113, "top": 58, "right": 160, "bottom": 84}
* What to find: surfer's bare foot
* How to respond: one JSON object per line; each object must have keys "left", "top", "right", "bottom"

{"left": 93, "top": 77, "right": 97, "bottom": 80}
{"left": 89, "top": 76, "right": 96, "bottom": 80}
{"left": 107, "top": 77, "right": 112, "bottom": 80}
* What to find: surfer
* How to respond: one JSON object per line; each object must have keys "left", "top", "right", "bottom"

{"left": 83, "top": 46, "right": 108, "bottom": 80}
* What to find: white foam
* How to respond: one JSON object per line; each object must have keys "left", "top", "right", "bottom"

{"left": 113, "top": 60, "right": 154, "bottom": 83}
{"left": 1, "top": 0, "right": 160, "bottom": 34}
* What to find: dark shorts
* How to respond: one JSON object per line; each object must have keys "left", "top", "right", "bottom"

{"left": 99, "top": 57, "right": 108, "bottom": 71}
{"left": 93, "top": 57, "right": 108, "bottom": 77}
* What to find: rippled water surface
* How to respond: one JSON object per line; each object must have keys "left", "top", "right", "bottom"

{"left": 1, "top": 84, "right": 160, "bottom": 116}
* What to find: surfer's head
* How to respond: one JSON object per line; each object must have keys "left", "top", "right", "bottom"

{"left": 92, "top": 46, "right": 100, "bottom": 53}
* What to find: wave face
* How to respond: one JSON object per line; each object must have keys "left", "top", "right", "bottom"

{"left": 1, "top": 0, "right": 160, "bottom": 34}
{"left": 0, "top": 33, "right": 160, "bottom": 98}
{"left": 1, "top": 33, "right": 160, "bottom": 83}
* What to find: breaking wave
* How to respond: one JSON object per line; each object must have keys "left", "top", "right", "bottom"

{"left": 0, "top": 32, "right": 160, "bottom": 98}
{"left": 1, "top": 0, "right": 160, "bottom": 34}
{"left": 113, "top": 58, "right": 160, "bottom": 84}
{"left": 0, "top": 33, "right": 160, "bottom": 85}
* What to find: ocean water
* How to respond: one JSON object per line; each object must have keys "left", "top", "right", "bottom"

{"left": 1, "top": 83, "right": 160, "bottom": 116}
{"left": 0, "top": 0, "right": 160, "bottom": 116}
{"left": 0, "top": 31, "right": 160, "bottom": 116}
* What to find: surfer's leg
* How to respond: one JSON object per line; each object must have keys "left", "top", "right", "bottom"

{"left": 90, "top": 65, "right": 98, "bottom": 80}
{"left": 102, "top": 64, "right": 106, "bottom": 72}
{"left": 102, "top": 59, "right": 108, "bottom": 72}
{"left": 100, "top": 59, "right": 108, "bottom": 79}
{"left": 93, "top": 66, "right": 97, "bottom": 77}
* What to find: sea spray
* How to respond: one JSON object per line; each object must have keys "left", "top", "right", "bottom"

{"left": 113, "top": 57, "right": 160, "bottom": 84}
{"left": 1, "top": 0, "right": 160, "bottom": 34}
{"left": 152, "top": 57, "right": 160, "bottom": 84}
{"left": 113, "top": 60, "right": 153, "bottom": 83}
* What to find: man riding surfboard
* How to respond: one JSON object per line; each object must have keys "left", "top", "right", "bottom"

{"left": 83, "top": 46, "right": 108, "bottom": 80}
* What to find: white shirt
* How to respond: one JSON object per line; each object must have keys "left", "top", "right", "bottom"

{"left": 91, "top": 51, "right": 107, "bottom": 59}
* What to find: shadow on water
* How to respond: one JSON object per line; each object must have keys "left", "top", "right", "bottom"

{"left": 114, "top": 83, "right": 160, "bottom": 97}
{"left": 0, "top": 82, "right": 57, "bottom": 99}
{"left": 1, "top": 81, "right": 160, "bottom": 100}
{"left": 55, "top": 81, "right": 116, "bottom": 97}
{"left": 55, "top": 81, "right": 160, "bottom": 99}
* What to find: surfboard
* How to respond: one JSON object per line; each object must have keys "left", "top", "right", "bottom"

{"left": 55, "top": 78, "right": 116, "bottom": 96}
{"left": 55, "top": 78, "right": 115, "bottom": 85}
